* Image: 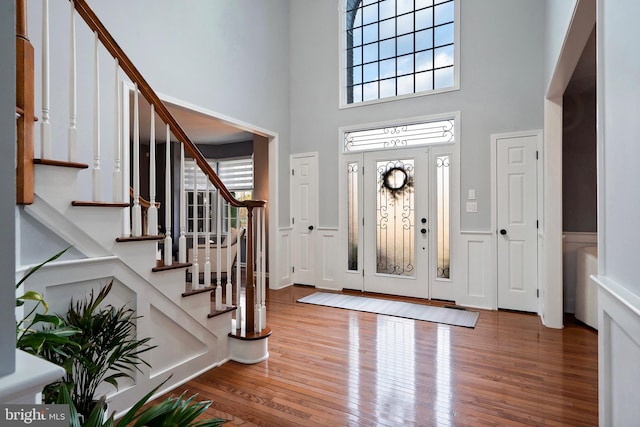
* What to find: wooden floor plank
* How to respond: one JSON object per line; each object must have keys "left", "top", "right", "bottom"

{"left": 154, "top": 285, "right": 598, "bottom": 426}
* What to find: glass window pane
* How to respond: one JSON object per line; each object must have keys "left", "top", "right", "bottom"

{"left": 352, "top": 65, "right": 362, "bottom": 84}
{"left": 397, "top": 34, "right": 413, "bottom": 56}
{"left": 380, "top": 78, "right": 396, "bottom": 98}
{"left": 363, "top": 81, "right": 379, "bottom": 101}
{"left": 351, "top": 8, "right": 362, "bottom": 28}
{"left": 397, "top": 54, "right": 414, "bottom": 75}
{"left": 376, "top": 159, "right": 415, "bottom": 277}
{"left": 351, "top": 47, "right": 362, "bottom": 65}
{"left": 363, "top": 62, "right": 379, "bottom": 83}
{"left": 416, "top": 0, "right": 434, "bottom": 9}
{"left": 415, "top": 7, "right": 433, "bottom": 30}
{"left": 380, "top": 0, "right": 395, "bottom": 20}
{"left": 434, "top": 22, "right": 454, "bottom": 46}
{"left": 397, "top": 0, "right": 413, "bottom": 15}
{"left": 380, "top": 38, "right": 396, "bottom": 59}
{"left": 434, "top": 45, "right": 454, "bottom": 68}
{"left": 436, "top": 155, "right": 450, "bottom": 279}
{"left": 434, "top": 66, "right": 454, "bottom": 89}
{"left": 362, "top": 4, "right": 379, "bottom": 25}
{"left": 379, "top": 18, "right": 396, "bottom": 40}
{"left": 415, "top": 28, "right": 433, "bottom": 51}
{"left": 353, "top": 84, "right": 363, "bottom": 102}
{"left": 380, "top": 57, "right": 396, "bottom": 78}
{"left": 415, "top": 50, "right": 433, "bottom": 72}
{"left": 415, "top": 70, "right": 433, "bottom": 91}
{"left": 397, "top": 12, "right": 414, "bottom": 35}
{"left": 352, "top": 27, "right": 362, "bottom": 46}
{"left": 434, "top": 1, "right": 454, "bottom": 25}
{"left": 363, "top": 23, "right": 378, "bottom": 44}
{"left": 363, "top": 43, "right": 379, "bottom": 63}
{"left": 347, "top": 162, "right": 359, "bottom": 271}
{"left": 397, "top": 74, "right": 413, "bottom": 95}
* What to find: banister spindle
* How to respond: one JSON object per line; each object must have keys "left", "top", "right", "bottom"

{"left": 259, "top": 206, "right": 267, "bottom": 329}
{"left": 147, "top": 104, "right": 158, "bottom": 235}
{"left": 215, "top": 191, "right": 222, "bottom": 309}
{"left": 131, "top": 85, "right": 142, "bottom": 236}
{"left": 41, "top": 0, "right": 51, "bottom": 159}
{"left": 164, "top": 125, "right": 173, "bottom": 266}
{"left": 203, "top": 181, "right": 211, "bottom": 289}
{"left": 235, "top": 208, "right": 243, "bottom": 330}
{"left": 113, "top": 59, "right": 122, "bottom": 202}
{"left": 92, "top": 31, "right": 101, "bottom": 201}
{"left": 192, "top": 165, "right": 200, "bottom": 288}
{"left": 178, "top": 144, "right": 186, "bottom": 263}
{"left": 68, "top": 1, "right": 77, "bottom": 162}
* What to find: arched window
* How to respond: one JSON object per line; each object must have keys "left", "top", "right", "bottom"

{"left": 344, "top": 0, "right": 458, "bottom": 105}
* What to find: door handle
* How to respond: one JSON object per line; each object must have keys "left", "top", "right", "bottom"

{"left": 308, "top": 225, "right": 314, "bottom": 231}
{"left": 500, "top": 229, "right": 507, "bottom": 235}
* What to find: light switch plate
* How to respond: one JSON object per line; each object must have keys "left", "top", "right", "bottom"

{"left": 466, "top": 201, "right": 478, "bottom": 213}
{"left": 468, "top": 189, "right": 476, "bottom": 200}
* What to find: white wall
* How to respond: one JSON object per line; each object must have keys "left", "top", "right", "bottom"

{"left": 597, "top": 0, "right": 640, "bottom": 423}
{"left": 26, "top": 0, "right": 292, "bottom": 229}
{"left": 290, "top": 0, "right": 545, "bottom": 230}
{"left": 544, "top": 0, "right": 578, "bottom": 89}
{"left": 0, "top": 0, "right": 16, "bottom": 377}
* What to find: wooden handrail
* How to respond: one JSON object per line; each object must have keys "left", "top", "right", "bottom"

{"left": 129, "top": 187, "right": 160, "bottom": 209}
{"left": 71, "top": 0, "right": 265, "bottom": 211}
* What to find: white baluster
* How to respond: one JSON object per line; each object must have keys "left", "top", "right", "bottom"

{"left": 92, "top": 32, "right": 101, "bottom": 201}
{"left": 40, "top": 0, "right": 51, "bottom": 159}
{"left": 236, "top": 208, "right": 242, "bottom": 328}
{"left": 260, "top": 206, "right": 267, "bottom": 329}
{"left": 68, "top": 1, "right": 77, "bottom": 162}
{"left": 226, "top": 202, "right": 232, "bottom": 307}
{"left": 164, "top": 125, "right": 172, "bottom": 266}
{"left": 203, "top": 180, "right": 211, "bottom": 288}
{"left": 113, "top": 60, "right": 122, "bottom": 202}
{"left": 256, "top": 208, "right": 263, "bottom": 331}
{"left": 178, "top": 144, "right": 186, "bottom": 263}
{"left": 215, "top": 191, "right": 222, "bottom": 310}
{"left": 147, "top": 104, "right": 158, "bottom": 235}
{"left": 192, "top": 166, "right": 200, "bottom": 288}
{"left": 131, "top": 85, "right": 142, "bottom": 236}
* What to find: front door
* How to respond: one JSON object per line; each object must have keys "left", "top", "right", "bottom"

{"left": 496, "top": 133, "right": 538, "bottom": 312}
{"left": 363, "top": 148, "right": 429, "bottom": 298}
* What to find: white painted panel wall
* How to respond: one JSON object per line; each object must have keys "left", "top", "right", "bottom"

{"left": 317, "top": 228, "right": 340, "bottom": 291}
{"left": 275, "top": 228, "right": 292, "bottom": 289}
{"left": 457, "top": 232, "right": 494, "bottom": 310}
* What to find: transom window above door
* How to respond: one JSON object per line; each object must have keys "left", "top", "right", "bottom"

{"left": 342, "top": 0, "right": 458, "bottom": 106}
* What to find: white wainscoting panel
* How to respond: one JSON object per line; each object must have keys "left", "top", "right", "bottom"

{"left": 317, "top": 228, "right": 340, "bottom": 290}
{"left": 596, "top": 276, "right": 640, "bottom": 426}
{"left": 563, "top": 232, "right": 597, "bottom": 313}
{"left": 457, "top": 232, "right": 495, "bottom": 309}
{"left": 275, "top": 228, "right": 292, "bottom": 289}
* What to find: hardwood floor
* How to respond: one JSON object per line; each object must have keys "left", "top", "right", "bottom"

{"left": 160, "top": 285, "right": 598, "bottom": 426}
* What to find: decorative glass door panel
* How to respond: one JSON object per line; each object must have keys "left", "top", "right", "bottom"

{"left": 364, "top": 148, "right": 429, "bottom": 299}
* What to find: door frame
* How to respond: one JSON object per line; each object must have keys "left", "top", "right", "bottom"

{"left": 290, "top": 152, "right": 319, "bottom": 285}
{"left": 491, "top": 129, "right": 542, "bottom": 312}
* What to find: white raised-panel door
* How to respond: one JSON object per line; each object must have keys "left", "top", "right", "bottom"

{"left": 291, "top": 154, "right": 318, "bottom": 285}
{"left": 497, "top": 134, "right": 538, "bottom": 312}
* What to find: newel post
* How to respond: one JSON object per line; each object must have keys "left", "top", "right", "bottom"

{"left": 245, "top": 205, "right": 256, "bottom": 333}
{"left": 16, "top": 0, "right": 35, "bottom": 205}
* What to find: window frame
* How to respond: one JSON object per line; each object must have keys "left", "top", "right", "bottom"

{"left": 339, "top": 0, "right": 461, "bottom": 108}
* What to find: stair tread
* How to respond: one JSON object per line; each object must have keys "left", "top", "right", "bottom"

{"left": 182, "top": 285, "right": 216, "bottom": 297}
{"left": 208, "top": 306, "right": 237, "bottom": 318}
{"left": 117, "top": 234, "right": 165, "bottom": 243}
{"left": 72, "top": 200, "right": 130, "bottom": 207}
{"left": 152, "top": 261, "right": 191, "bottom": 272}
{"left": 34, "top": 158, "right": 89, "bottom": 169}
{"left": 228, "top": 327, "right": 272, "bottom": 340}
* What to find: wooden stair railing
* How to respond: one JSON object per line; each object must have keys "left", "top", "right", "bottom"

{"left": 129, "top": 187, "right": 160, "bottom": 236}
{"left": 69, "top": 0, "right": 266, "bottom": 334}
{"left": 16, "top": 0, "right": 35, "bottom": 205}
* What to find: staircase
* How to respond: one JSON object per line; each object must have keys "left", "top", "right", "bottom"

{"left": 15, "top": 0, "right": 269, "bottom": 415}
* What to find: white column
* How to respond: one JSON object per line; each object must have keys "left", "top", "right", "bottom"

{"left": 225, "top": 202, "right": 232, "bottom": 307}
{"left": 192, "top": 165, "right": 200, "bottom": 288}
{"left": 203, "top": 180, "right": 211, "bottom": 288}
{"left": 256, "top": 208, "right": 264, "bottom": 331}
{"left": 178, "top": 144, "right": 187, "bottom": 263}
{"left": 163, "top": 125, "right": 173, "bottom": 266}
{"left": 147, "top": 104, "right": 158, "bottom": 235}
{"left": 215, "top": 191, "right": 222, "bottom": 310}
{"left": 112, "top": 60, "right": 122, "bottom": 202}
{"left": 68, "top": 1, "right": 77, "bottom": 162}
{"left": 236, "top": 211, "right": 242, "bottom": 326}
{"left": 260, "top": 206, "right": 267, "bottom": 329}
{"left": 131, "top": 85, "right": 142, "bottom": 236}
{"left": 92, "top": 32, "right": 101, "bottom": 202}
{"left": 40, "top": 0, "right": 51, "bottom": 159}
